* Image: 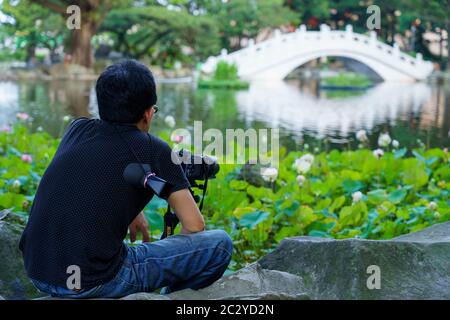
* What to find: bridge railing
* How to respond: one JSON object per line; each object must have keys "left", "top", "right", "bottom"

{"left": 202, "top": 24, "right": 433, "bottom": 80}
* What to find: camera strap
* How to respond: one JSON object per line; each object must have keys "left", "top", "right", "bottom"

{"left": 113, "top": 123, "right": 150, "bottom": 177}
{"left": 199, "top": 176, "right": 208, "bottom": 212}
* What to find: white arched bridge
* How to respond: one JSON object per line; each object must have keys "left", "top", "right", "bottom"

{"left": 201, "top": 25, "right": 434, "bottom": 82}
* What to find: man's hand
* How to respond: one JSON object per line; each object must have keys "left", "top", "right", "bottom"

{"left": 129, "top": 211, "right": 150, "bottom": 243}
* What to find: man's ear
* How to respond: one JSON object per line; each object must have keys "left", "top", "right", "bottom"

{"left": 144, "top": 108, "right": 153, "bottom": 123}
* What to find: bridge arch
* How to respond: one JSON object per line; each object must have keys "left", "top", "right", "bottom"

{"left": 202, "top": 25, "right": 434, "bottom": 82}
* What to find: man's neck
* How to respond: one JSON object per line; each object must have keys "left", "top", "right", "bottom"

{"left": 135, "top": 121, "right": 149, "bottom": 133}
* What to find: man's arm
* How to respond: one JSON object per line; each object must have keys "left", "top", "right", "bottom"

{"left": 168, "top": 189, "right": 205, "bottom": 234}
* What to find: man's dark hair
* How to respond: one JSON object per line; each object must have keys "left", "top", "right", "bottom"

{"left": 96, "top": 59, "right": 157, "bottom": 124}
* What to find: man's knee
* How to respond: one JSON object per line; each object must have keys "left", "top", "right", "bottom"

{"left": 205, "top": 230, "right": 233, "bottom": 257}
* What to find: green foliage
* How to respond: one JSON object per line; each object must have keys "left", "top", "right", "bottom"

{"left": 100, "top": 6, "right": 220, "bottom": 65}
{"left": 2, "top": 121, "right": 449, "bottom": 271}
{"left": 199, "top": 61, "right": 249, "bottom": 89}
{"left": 322, "top": 73, "right": 373, "bottom": 88}
{"left": 198, "top": 79, "right": 249, "bottom": 89}
{"left": 216, "top": 0, "right": 299, "bottom": 50}
{"left": 201, "top": 146, "right": 450, "bottom": 269}
{"left": 0, "top": 0, "right": 66, "bottom": 61}
{"left": 214, "top": 61, "right": 239, "bottom": 80}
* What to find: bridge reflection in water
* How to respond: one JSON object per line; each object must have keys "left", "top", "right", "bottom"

{"left": 0, "top": 80, "right": 448, "bottom": 149}
{"left": 236, "top": 81, "right": 447, "bottom": 142}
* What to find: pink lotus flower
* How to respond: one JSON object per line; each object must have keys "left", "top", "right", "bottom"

{"left": 21, "top": 154, "right": 33, "bottom": 163}
{"left": 171, "top": 134, "right": 184, "bottom": 144}
{"left": 16, "top": 113, "right": 30, "bottom": 120}
{"left": 1, "top": 125, "right": 11, "bottom": 133}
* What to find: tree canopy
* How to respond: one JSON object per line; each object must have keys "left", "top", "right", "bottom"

{"left": 0, "top": 0, "right": 448, "bottom": 69}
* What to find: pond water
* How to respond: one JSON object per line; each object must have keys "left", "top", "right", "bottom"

{"left": 0, "top": 79, "right": 448, "bottom": 151}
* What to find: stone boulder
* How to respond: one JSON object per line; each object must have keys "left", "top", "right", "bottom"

{"left": 0, "top": 220, "right": 42, "bottom": 300}
{"left": 26, "top": 221, "right": 450, "bottom": 300}
{"left": 259, "top": 222, "right": 450, "bottom": 299}
{"left": 122, "top": 263, "right": 309, "bottom": 300}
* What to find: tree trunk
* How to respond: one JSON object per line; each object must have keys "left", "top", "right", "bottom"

{"left": 447, "top": 18, "right": 450, "bottom": 71}
{"left": 26, "top": 45, "right": 36, "bottom": 68}
{"left": 447, "top": 0, "right": 450, "bottom": 71}
{"left": 70, "top": 20, "right": 98, "bottom": 68}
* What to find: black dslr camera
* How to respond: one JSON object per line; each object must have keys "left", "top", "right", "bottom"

{"left": 177, "top": 150, "right": 220, "bottom": 187}
{"left": 124, "top": 149, "right": 219, "bottom": 239}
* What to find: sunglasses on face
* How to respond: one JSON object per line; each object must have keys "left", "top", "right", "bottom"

{"left": 152, "top": 105, "right": 159, "bottom": 114}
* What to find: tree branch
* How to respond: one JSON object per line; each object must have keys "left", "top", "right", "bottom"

{"left": 134, "top": 29, "right": 173, "bottom": 58}
{"left": 29, "top": 0, "right": 67, "bottom": 15}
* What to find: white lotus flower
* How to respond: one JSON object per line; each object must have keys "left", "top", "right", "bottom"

{"left": 392, "top": 140, "right": 400, "bottom": 148}
{"left": 378, "top": 133, "right": 392, "bottom": 147}
{"left": 296, "top": 175, "right": 306, "bottom": 187}
{"left": 356, "top": 130, "right": 368, "bottom": 142}
{"left": 352, "top": 191, "right": 363, "bottom": 203}
{"left": 293, "top": 158, "right": 312, "bottom": 174}
{"left": 12, "top": 180, "right": 21, "bottom": 189}
{"left": 300, "top": 153, "right": 314, "bottom": 164}
{"left": 428, "top": 202, "right": 438, "bottom": 210}
{"left": 373, "top": 148, "right": 384, "bottom": 159}
{"left": 260, "top": 167, "right": 278, "bottom": 182}
{"left": 164, "top": 115, "right": 176, "bottom": 128}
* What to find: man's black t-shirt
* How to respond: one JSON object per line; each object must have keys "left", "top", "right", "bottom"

{"left": 19, "top": 118, "right": 190, "bottom": 289}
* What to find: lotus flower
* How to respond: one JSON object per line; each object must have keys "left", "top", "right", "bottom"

{"left": 21, "top": 154, "right": 33, "bottom": 163}
{"left": 293, "top": 158, "right": 311, "bottom": 174}
{"left": 356, "top": 130, "right": 368, "bottom": 142}
{"left": 170, "top": 130, "right": 191, "bottom": 146}
{"left": 260, "top": 167, "right": 278, "bottom": 182}
{"left": 296, "top": 175, "right": 306, "bottom": 187}
{"left": 378, "top": 133, "right": 392, "bottom": 147}
{"left": 16, "top": 113, "right": 30, "bottom": 120}
{"left": 392, "top": 140, "right": 400, "bottom": 148}
{"left": 428, "top": 202, "right": 438, "bottom": 210}
{"left": 372, "top": 148, "right": 384, "bottom": 159}
{"left": 300, "top": 153, "right": 314, "bottom": 164}
{"left": 1, "top": 125, "right": 11, "bottom": 133}
{"left": 164, "top": 115, "right": 176, "bottom": 128}
{"left": 12, "top": 180, "right": 21, "bottom": 189}
{"left": 352, "top": 191, "right": 363, "bottom": 203}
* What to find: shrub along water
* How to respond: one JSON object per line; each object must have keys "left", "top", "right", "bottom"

{"left": 1, "top": 121, "right": 449, "bottom": 271}
{"left": 198, "top": 61, "right": 250, "bottom": 90}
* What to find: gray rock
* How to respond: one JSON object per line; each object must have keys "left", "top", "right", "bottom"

{"left": 120, "top": 263, "right": 310, "bottom": 300}
{"left": 259, "top": 222, "right": 450, "bottom": 300}
{"left": 0, "top": 221, "right": 42, "bottom": 300}
{"left": 170, "top": 263, "right": 309, "bottom": 300}
{"left": 120, "top": 293, "right": 171, "bottom": 300}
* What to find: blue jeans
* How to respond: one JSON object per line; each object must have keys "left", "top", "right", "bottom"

{"left": 31, "top": 230, "right": 233, "bottom": 299}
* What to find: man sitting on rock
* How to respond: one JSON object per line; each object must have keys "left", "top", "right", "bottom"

{"left": 19, "top": 60, "right": 233, "bottom": 299}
